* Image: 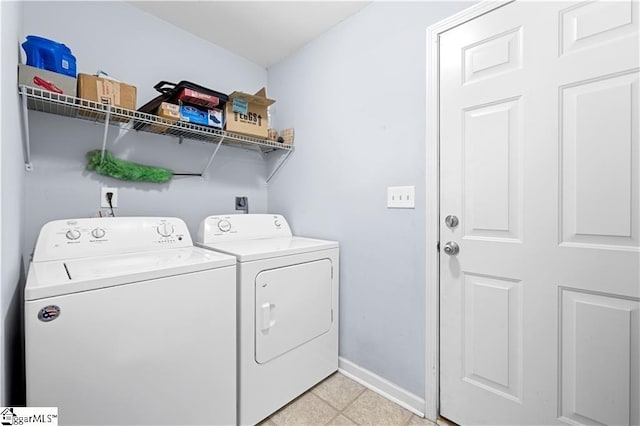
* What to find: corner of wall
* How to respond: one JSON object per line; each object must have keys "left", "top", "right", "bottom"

{"left": 1, "top": 0, "right": 26, "bottom": 406}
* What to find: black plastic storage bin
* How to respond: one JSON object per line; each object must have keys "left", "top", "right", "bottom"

{"left": 135, "top": 80, "right": 229, "bottom": 131}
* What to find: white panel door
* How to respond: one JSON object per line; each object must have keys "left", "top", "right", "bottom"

{"left": 439, "top": 1, "right": 639, "bottom": 425}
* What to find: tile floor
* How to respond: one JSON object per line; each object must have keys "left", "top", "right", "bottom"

{"left": 258, "top": 372, "right": 447, "bottom": 426}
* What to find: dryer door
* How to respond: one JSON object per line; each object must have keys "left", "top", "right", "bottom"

{"left": 255, "top": 259, "right": 333, "bottom": 364}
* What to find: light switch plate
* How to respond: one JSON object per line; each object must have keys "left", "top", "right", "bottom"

{"left": 387, "top": 186, "right": 415, "bottom": 208}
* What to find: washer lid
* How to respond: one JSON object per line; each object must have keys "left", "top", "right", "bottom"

{"left": 197, "top": 236, "right": 338, "bottom": 262}
{"left": 25, "top": 247, "right": 235, "bottom": 301}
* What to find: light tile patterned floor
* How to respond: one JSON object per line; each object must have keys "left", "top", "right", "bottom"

{"left": 258, "top": 372, "right": 441, "bottom": 426}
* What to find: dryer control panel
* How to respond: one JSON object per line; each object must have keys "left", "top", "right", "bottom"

{"left": 33, "top": 217, "right": 193, "bottom": 262}
{"left": 197, "top": 214, "right": 292, "bottom": 243}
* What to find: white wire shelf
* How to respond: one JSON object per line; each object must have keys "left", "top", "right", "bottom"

{"left": 19, "top": 85, "right": 292, "bottom": 151}
{"left": 18, "top": 85, "right": 294, "bottom": 181}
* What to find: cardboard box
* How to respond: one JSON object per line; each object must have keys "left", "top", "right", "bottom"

{"left": 224, "top": 87, "right": 275, "bottom": 138}
{"left": 280, "top": 128, "right": 295, "bottom": 146}
{"left": 148, "top": 102, "right": 180, "bottom": 133}
{"left": 177, "top": 88, "right": 220, "bottom": 109}
{"left": 77, "top": 73, "right": 136, "bottom": 110}
{"left": 178, "top": 104, "right": 224, "bottom": 129}
{"left": 19, "top": 64, "right": 77, "bottom": 97}
{"left": 180, "top": 105, "right": 208, "bottom": 126}
{"left": 207, "top": 108, "right": 223, "bottom": 129}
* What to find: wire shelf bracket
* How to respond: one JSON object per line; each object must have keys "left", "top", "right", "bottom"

{"left": 266, "top": 148, "right": 294, "bottom": 183}
{"left": 20, "top": 91, "right": 33, "bottom": 171}
{"left": 201, "top": 137, "right": 225, "bottom": 178}
{"left": 255, "top": 145, "right": 268, "bottom": 161}
{"left": 99, "top": 107, "right": 111, "bottom": 164}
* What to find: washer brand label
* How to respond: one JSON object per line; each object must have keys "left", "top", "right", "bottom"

{"left": 37, "top": 306, "right": 60, "bottom": 322}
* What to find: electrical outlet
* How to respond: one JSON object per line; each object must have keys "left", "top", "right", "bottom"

{"left": 101, "top": 187, "right": 118, "bottom": 208}
{"left": 235, "top": 196, "right": 248, "bottom": 213}
{"left": 387, "top": 186, "right": 415, "bottom": 208}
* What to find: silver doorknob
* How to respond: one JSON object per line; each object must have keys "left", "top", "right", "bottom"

{"left": 445, "top": 215, "right": 459, "bottom": 229}
{"left": 443, "top": 241, "right": 460, "bottom": 255}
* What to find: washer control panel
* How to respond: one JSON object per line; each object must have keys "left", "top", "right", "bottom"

{"left": 33, "top": 217, "right": 193, "bottom": 262}
{"left": 197, "top": 214, "right": 292, "bottom": 243}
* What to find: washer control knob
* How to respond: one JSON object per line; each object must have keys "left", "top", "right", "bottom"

{"left": 91, "top": 228, "right": 106, "bottom": 239}
{"left": 65, "top": 230, "right": 81, "bottom": 240}
{"left": 157, "top": 223, "right": 174, "bottom": 237}
{"left": 218, "top": 219, "right": 231, "bottom": 232}
{"left": 274, "top": 219, "right": 281, "bottom": 227}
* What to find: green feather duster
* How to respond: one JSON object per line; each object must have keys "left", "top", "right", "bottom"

{"left": 86, "top": 150, "right": 173, "bottom": 183}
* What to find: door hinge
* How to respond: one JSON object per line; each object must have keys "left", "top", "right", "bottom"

{"left": 437, "top": 241, "right": 440, "bottom": 252}
{"left": 331, "top": 308, "right": 334, "bottom": 322}
{"left": 331, "top": 265, "right": 334, "bottom": 279}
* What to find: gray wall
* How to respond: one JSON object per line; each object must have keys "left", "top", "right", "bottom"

{"left": 1, "top": 0, "right": 26, "bottom": 406}
{"left": 21, "top": 1, "right": 271, "bottom": 262}
{"left": 267, "top": 1, "right": 473, "bottom": 398}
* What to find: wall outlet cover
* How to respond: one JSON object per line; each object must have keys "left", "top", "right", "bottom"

{"left": 235, "top": 196, "right": 248, "bottom": 212}
{"left": 101, "top": 187, "right": 118, "bottom": 208}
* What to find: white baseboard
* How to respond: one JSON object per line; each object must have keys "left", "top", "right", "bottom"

{"left": 338, "top": 357, "right": 425, "bottom": 417}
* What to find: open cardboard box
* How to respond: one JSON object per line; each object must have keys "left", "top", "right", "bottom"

{"left": 224, "top": 87, "right": 275, "bottom": 138}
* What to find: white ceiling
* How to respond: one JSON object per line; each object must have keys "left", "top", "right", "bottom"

{"left": 129, "top": 1, "right": 371, "bottom": 68}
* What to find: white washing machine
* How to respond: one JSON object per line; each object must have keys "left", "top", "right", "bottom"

{"left": 25, "top": 217, "right": 237, "bottom": 426}
{"left": 196, "top": 214, "right": 339, "bottom": 425}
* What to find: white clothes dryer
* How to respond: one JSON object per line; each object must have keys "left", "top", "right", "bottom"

{"left": 197, "top": 214, "right": 339, "bottom": 425}
{"left": 25, "top": 217, "right": 237, "bottom": 426}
